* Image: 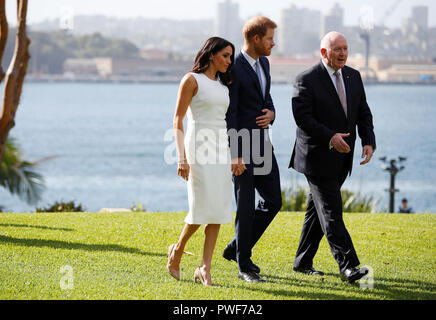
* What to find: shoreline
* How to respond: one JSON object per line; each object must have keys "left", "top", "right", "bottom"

{"left": 24, "top": 77, "right": 436, "bottom": 86}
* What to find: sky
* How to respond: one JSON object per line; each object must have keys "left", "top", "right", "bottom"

{"left": 5, "top": 0, "right": 436, "bottom": 27}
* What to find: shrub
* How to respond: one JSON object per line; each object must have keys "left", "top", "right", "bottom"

{"left": 341, "top": 190, "right": 381, "bottom": 213}
{"left": 130, "top": 202, "right": 146, "bottom": 212}
{"left": 281, "top": 185, "right": 308, "bottom": 212}
{"left": 36, "top": 200, "right": 85, "bottom": 212}
{"left": 281, "top": 185, "right": 380, "bottom": 213}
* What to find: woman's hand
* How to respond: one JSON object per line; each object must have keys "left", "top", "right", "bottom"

{"left": 178, "top": 160, "right": 190, "bottom": 181}
{"left": 173, "top": 73, "right": 197, "bottom": 182}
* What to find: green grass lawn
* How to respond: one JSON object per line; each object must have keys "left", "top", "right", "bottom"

{"left": 0, "top": 211, "right": 434, "bottom": 300}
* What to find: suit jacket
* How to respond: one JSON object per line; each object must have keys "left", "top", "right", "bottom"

{"left": 289, "top": 61, "right": 376, "bottom": 178}
{"left": 226, "top": 52, "right": 275, "bottom": 159}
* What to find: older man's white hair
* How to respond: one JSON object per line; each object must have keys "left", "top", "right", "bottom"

{"left": 320, "top": 31, "right": 346, "bottom": 51}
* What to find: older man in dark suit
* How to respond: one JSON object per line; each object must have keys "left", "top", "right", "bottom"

{"left": 289, "top": 31, "right": 376, "bottom": 284}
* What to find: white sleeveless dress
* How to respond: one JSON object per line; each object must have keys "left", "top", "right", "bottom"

{"left": 184, "top": 72, "right": 233, "bottom": 224}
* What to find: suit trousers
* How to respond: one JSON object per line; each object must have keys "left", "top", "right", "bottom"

{"left": 294, "top": 169, "right": 360, "bottom": 272}
{"left": 228, "top": 153, "right": 282, "bottom": 272}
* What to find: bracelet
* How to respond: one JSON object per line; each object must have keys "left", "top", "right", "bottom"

{"left": 177, "top": 159, "right": 187, "bottom": 164}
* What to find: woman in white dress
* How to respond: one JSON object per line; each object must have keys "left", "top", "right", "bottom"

{"left": 167, "top": 37, "right": 245, "bottom": 286}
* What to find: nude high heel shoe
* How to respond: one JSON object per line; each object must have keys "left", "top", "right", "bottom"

{"left": 167, "top": 244, "right": 180, "bottom": 280}
{"left": 193, "top": 267, "right": 212, "bottom": 286}
{"left": 167, "top": 244, "right": 194, "bottom": 280}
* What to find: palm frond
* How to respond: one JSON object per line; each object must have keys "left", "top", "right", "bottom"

{"left": 0, "top": 138, "right": 45, "bottom": 204}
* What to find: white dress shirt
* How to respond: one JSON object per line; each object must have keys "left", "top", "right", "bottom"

{"left": 321, "top": 59, "right": 347, "bottom": 101}
{"left": 241, "top": 49, "right": 267, "bottom": 96}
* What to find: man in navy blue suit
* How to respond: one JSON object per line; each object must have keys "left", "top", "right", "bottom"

{"left": 224, "top": 16, "right": 282, "bottom": 283}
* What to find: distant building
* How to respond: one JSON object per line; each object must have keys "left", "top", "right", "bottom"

{"left": 412, "top": 6, "right": 428, "bottom": 30}
{"left": 93, "top": 58, "right": 113, "bottom": 77}
{"left": 63, "top": 57, "right": 193, "bottom": 80}
{"left": 377, "top": 64, "right": 436, "bottom": 83}
{"left": 269, "top": 57, "right": 320, "bottom": 83}
{"left": 347, "top": 56, "right": 436, "bottom": 83}
{"left": 402, "top": 6, "right": 429, "bottom": 56}
{"left": 63, "top": 59, "right": 98, "bottom": 75}
{"left": 95, "top": 58, "right": 193, "bottom": 79}
{"left": 279, "top": 5, "right": 321, "bottom": 57}
{"left": 215, "top": 0, "right": 243, "bottom": 49}
{"left": 140, "top": 49, "right": 169, "bottom": 60}
{"left": 428, "top": 26, "right": 436, "bottom": 55}
{"left": 320, "top": 2, "right": 344, "bottom": 37}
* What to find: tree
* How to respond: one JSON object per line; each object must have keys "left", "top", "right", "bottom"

{"left": 0, "top": 0, "right": 30, "bottom": 162}
{"left": 0, "top": 1, "right": 44, "bottom": 209}
{"left": 74, "top": 32, "right": 139, "bottom": 58}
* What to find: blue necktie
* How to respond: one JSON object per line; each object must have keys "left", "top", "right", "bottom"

{"left": 255, "top": 61, "right": 265, "bottom": 98}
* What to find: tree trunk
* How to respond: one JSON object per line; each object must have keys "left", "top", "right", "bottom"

{"left": 0, "top": 0, "right": 30, "bottom": 163}
{"left": 0, "top": 0, "right": 8, "bottom": 83}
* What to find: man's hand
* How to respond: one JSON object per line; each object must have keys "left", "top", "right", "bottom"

{"left": 256, "top": 109, "right": 274, "bottom": 128}
{"left": 330, "top": 133, "right": 351, "bottom": 153}
{"left": 360, "top": 145, "right": 374, "bottom": 165}
{"left": 231, "top": 157, "right": 246, "bottom": 176}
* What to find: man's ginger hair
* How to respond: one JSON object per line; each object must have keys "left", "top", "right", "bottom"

{"left": 243, "top": 16, "right": 277, "bottom": 41}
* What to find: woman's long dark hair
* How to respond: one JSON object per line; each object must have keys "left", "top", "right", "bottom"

{"left": 191, "top": 37, "right": 235, "bottom": 86}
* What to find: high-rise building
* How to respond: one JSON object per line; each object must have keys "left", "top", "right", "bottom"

{"left": 412, "top": 6, "right": 428, "bottom": 30}
{"left": 320, "top": 3, "right": 344, "bottom": 37}
{"left": 402, "top": 5, "right": 429, "bottom": 54}
{"left": 279, "top": 4, "right": 321, "bottom": 57}
{"left": 215, "top": 0, "right": 243, "bottom": 49}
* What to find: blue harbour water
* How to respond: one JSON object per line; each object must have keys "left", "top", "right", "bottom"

{"left": 1, "top": 82, "right": 435, "bottom": 213}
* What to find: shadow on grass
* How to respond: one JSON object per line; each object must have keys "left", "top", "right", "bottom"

{"left": 0, "top": 223, "right": 74, "bottom": 232}
{"left": 175, "top": 272, "right": 350, "bottom": 299}
{"left": 0, "top": 234, "right": 165, "bottom": 257}
{"left": 371, "top": 277, "right": 436, "bottom": 299}
{"left": 178, "top": 271, "right": 436, "bottom": 300}
{"left": 207, "top": 276, "right": 351, "bottom": 300}
{"left": 262, "top": 272, "right": 436, "bottom": 300}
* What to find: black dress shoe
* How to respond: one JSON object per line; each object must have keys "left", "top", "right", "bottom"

{"left": 222, "top": 245, "right": 236, "bottom": 262}
{"left": 223, "top": 246, "right": 260, "bottom": 274}
{"left": 247, "top": 261, "right": 261, "bottom": 274}
{"left": 238, "top": 271, "right": 266, "bottom": 283}
{"left": 340, "top": 267, "right": 369, "bottom": 283}
{"left": 293, "top": 266, "right": 325, "bottom": 276}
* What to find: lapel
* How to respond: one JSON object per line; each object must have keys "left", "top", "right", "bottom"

{"left": 341, "top": 66, "right": 353, "bottom": 118}
{"left": 317, "top": 61, "right": 347, "bottom": 120}
{"left": 238, "top": 53, "right": 264, "bottom": 101}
